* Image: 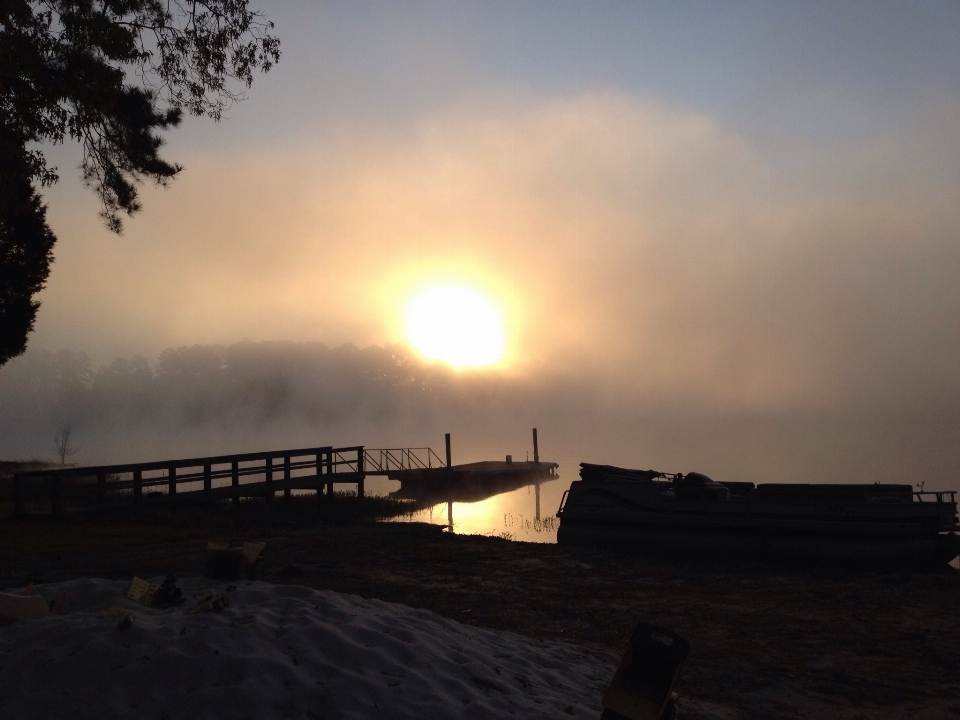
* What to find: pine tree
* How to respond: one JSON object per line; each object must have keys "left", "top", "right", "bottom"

{"left": 0, "top": 1, "right": 280, "bottom": 364}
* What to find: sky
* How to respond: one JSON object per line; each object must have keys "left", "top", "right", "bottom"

{"left": 3, "top": 1, "right": 960, "bottom": 487}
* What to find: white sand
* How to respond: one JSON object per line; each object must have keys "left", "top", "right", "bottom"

{"left": 0, "top": 578, "right": 616, "bottom": 719}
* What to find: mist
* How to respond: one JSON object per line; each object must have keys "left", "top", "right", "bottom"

{"left": 2, "top": 337, "right": 957, "bottom": 493}
{"left": 9, "top": 13, "right": 960, "bottom": 494}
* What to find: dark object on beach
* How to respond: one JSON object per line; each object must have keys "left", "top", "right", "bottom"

{"left": 0, "top": 590, "right": 49, "bottom": 625}
{"left": 191, "top": 593, "right": 229, "bottom": 613}
{"left": 117, "top": 614, "right": 134, "bottom": 631}
{"left": 600, "top": 621, "right": 689, "bottom": 720}
{"left": 203, "top": 541, "right": 266, "bottom": 581}
{"left": 557, "top": 463, "right": 960, "bottom": 569}
{"left": 152, "top": 575, "right": 185, "bottom": 608}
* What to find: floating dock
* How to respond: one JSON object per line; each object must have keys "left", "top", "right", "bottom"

{"left": 388, "top": 460, "right": 558, "bottom": 505}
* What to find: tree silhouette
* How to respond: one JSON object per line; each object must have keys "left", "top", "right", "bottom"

{"left": 54, "top": 423, "right": 77, "bottom": 464}
{"left": 0, "top": 1, "right": 281, "bottom": 365}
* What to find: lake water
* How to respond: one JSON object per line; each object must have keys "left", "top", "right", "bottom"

{"left": 362, "top": 473, "right": 569, "bottom": 543}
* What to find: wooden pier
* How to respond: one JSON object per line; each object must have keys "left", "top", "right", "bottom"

{"left": 8, "top": 429, "right": 553, "bottom": 519}
{"left": 10, "top": 445, "right": 445, "bottom": 518}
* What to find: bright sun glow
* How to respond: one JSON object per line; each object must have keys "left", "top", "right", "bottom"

{"left": 405, "top": 285, "right": 505, "bottom": 368}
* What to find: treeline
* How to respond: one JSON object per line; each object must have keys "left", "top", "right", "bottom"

{"left": 0, "top": 341, "right": 534, "bottom": 463}
{"left": 4, "top": 340, "right": 957, "bottom": 489}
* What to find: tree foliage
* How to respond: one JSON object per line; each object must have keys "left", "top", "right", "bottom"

{"left": 0, "top": 172, "right": 56, "bottom": 362}
{"left": 0, "top": 0, "right": 280, "bottom": 365}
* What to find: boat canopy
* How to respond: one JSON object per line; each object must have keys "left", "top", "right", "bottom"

{"left": 579, "top": 463, "right": 667, "bottom": 483}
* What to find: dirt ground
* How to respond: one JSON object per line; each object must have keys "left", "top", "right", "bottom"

{"left": 1, "top": 516, "right": 958, "bottom": 720}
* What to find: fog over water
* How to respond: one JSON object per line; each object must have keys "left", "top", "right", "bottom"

{"left": 2, "top": 339, "right": 957, "bottom": 500}
{"left": 3, "top": 4, "right": 959, "bottom": 514}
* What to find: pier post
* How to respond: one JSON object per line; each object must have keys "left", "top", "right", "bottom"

{"left": 133, "top": 470, "right": 142, "bottom": 506}
{"left": 533, "top": 428, "right": 539, "bottom": 464}
{"left": 445, "top": 433, "right": 452, "bottom": 469}
{"left": 232, "top": 460, "right": 240, "bottom": 508}
{"left": 97, "top": 472, "right": 106, "bottom": 505}
{"left": 326, "top": 450, "right": 333, "bottom": 498}
{"left": 316, "top": 451, "right": 324, "bottom": 503}
{"left": 357, "top": 446, "right": 365, "bottom": 498}
{"left": 265, "top": 457, "right": 273, "bottom": 501}
{"left": 203, "top": 464, "right": 212, "bottom": 498}
{"left": 168, "top": 465, "right": 177, "bottom": 506}
{"left": 13, "top": 473, "right": 23, "bottom": 517}
{"left": 51, "top": 474, "right": 61, "bottom": 517}
{"left": 284, "top": 455, "right": 291, "bottom": 502}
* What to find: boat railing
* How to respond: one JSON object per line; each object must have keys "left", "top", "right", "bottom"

{"left": 913, "top": 491, "right": 956, "bottom": 504}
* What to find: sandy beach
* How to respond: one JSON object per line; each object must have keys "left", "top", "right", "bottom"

{"left": 2, "top": 518, "right": 958, "bottom": 719}
{"left": 1, "top": 577, "right": 614, "bottom": 719}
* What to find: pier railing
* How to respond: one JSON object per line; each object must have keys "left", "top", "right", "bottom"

{"left": 363, "top": 447, "right": 446, "bottom": 473}
{"left": 11, "top": 445, "right": 367, "bottom": 518}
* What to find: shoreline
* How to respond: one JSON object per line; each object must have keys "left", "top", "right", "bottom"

{"left": 2, "top": 518, "right": 958, "bottom": 719}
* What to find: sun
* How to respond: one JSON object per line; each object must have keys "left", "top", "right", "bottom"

{"left": 405, "top": 285, "right": 506, "bottom": 368}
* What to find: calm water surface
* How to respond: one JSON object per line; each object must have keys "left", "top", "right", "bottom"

{"left": 363, "top": 473, "right": 568, "bottom": 543}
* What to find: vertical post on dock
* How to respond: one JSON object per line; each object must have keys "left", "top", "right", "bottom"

{"left": 326, "top": 449, "right": 333, "bottom": 498}
{"left": 265, "top": 456, "right": 273, "bottom": 502}
{"left": 284, "top": 455, "right": 291, "bottom": 502}
{"left": 357, "top": 446, "right": 365, "bottom": 499}
{"left": 51, "top": 474, "right": 61, "bottom": 517}
{"left": 532, "top": 428, "right": 539, "bottom": 464}
{"left": 97, "top": 472, "right": 106, "bottom": 505}
{"left": 168, "top": 465, "right": 177, "bottom": 506}
{"left": 535, "top": 482, "right": 541, "bottom": 522}
{"left": 133, "top": 470, "right": 142, "bottom": 505}
{"left": 316, "top": 451, "right": 324, "bottom": 503}
{"left": 13, "top": 473, "right": 23, "bottom": 518}
{"left": 232, "top": 460, "right": 240, "bottom": 508}
{"left": 204, "top": 464, "right": 212, "bottom": 498}
{"left": 445, "top": 433, "right": 452, "bottom": 469}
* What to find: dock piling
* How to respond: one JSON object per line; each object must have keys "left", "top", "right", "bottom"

{"left": 357, "top": 446, "right": 365, "bottom": 498}
{"left": 326, "top": 450, "right": 333, "bottom": 498}
{"left": 231, "top": 461, "right": 240, "bottom": 508}
{"left": 51, "top": 474, "right": 61, "bottom": 517}
{"left": 265, "top": 457, "right": 272, "bottom": 501}
{"left": 13, "top": 473, "right": 23, "bottom": 517}
{"left": 445, "top": 433, "right": 452, "bottom": 469}
{"left": 316, "top": 451, "right": 324, "bottom": 503}
{"left": 168, "top": 465, "right": 177, "bottom": 507}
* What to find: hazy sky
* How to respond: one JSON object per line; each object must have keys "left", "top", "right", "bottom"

{"left": 5, "top": 2, "right": 960, "bottom": 484}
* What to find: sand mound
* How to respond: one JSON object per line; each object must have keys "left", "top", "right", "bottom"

{"left": 0, "top": 578, "right": 614, "bottom": 719}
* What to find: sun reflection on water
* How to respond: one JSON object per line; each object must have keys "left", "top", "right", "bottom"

{"left": 366, "top": 476, "right": 566, "bottom": 543}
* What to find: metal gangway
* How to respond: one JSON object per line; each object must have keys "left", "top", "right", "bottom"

{"left": 362, "top": 447, "right": 446, "bottom": 474}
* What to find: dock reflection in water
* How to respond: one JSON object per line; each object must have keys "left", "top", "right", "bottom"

{"left": 366, "top": 466, "right": 565, "bottom": 542}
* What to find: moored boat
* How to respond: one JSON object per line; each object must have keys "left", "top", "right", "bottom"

{"left": 557, "top": 463, "right": 960, "bottom": 568}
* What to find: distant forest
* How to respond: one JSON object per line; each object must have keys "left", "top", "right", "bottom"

{"left": 0, "top": 341, "right": 557, "bottom": 464}
{"left": 2, "top": 340, "right": 957, "bottom": 491}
